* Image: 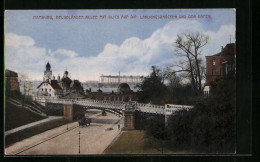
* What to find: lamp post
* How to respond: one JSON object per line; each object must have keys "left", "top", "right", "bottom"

{"left": 78, "top": 131, "right": 80, "bottom": 154}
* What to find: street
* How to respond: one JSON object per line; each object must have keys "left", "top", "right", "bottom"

{"left": 5, "top": 110, "right": 123, "bottom": 155}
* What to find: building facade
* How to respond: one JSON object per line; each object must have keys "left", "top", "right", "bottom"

{"left": 37, "top": 80, "right": 63, "bottom": 97}
{"left": 35, "top": 62, "right": 84, "bottom": 99}
{"left": 204, "top": 43, "right": 236, "bottom": 96}
{"left": 5, "top": 69, "right": 20, "bottom": 92}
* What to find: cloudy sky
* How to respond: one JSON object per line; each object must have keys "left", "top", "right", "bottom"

{"left": 5, "top": 9, "right": 235, "bottom": 81}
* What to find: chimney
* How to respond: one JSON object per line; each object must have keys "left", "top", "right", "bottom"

{"left": 57, "top": 75, "right": 60, "bottom": 82}
{"left": 89, "top": 88, "right": 91, "bottom": 92}
{"left": 221, "top": 46, "right": 223, "bottom": 51}
{"left": 53, "top": 76, "right": 55, "bottom": 80}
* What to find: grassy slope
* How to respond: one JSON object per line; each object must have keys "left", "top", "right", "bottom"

{"left": 5, "top": 118, "right": 69, "bottom": 147}
{"left": 105, "top": 131, "right": 177, "bottom": 154}
{"left": 5, "top": 101, "right": 47, "bottom": 131}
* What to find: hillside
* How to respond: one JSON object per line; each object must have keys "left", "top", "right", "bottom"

{"left": 5, "top": 98, "right": 47, "bottom": 131}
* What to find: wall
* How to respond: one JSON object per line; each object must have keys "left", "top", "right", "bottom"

{"left": 45, "top": 102, "right": 63, "bottom": 116}
{"left": 5, "top": 77, "right": 19, "bottom": 92}
{"left": 206, "top": 56, "right": 223, "bottom": 85}
{"left": 123, "top": 110, "right": 135, "bottom": 130}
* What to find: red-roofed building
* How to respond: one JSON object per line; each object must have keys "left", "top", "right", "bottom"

{"left": 203, "top": 43, "right": 236, "bottom": 96}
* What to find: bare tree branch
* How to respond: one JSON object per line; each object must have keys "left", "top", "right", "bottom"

{"left": 172, "top": 32, "right": 209, "bottom": 95}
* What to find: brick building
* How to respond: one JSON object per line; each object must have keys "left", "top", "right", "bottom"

{"left": 204, "top": 43, "right": 236, "bottom": 96}
{"left": 5, "top": 69, "right": 20, "bottom": 92}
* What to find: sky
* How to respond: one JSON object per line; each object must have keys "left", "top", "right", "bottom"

{"left": 5, "top": 9, "right": 236, "bottom": 81}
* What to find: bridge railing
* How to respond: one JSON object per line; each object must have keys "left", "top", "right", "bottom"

{"left": 37, "top": 97, "right": 193, "bottom": 115}
{"left": 164, "top": 104, "right": 193, "bottom": 115}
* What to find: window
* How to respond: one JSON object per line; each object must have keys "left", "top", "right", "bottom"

{"left": 212, "top": 69, "right": 216, "bottom": 75}
{"left": 42, "top": 88, "right": 43, "bottom": 91}
{"left": 213, "top": 60, "right": 216, "bottom": 65}
{"left": 45, "top": 88, "right": 47, "bottom": 91}
{"left": 49, "top": 89, "right": 51, "bottom": 92}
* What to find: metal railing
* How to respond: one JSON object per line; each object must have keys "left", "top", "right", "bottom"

{"left": 34, "top": 97, "right": 193, "bottom": 115}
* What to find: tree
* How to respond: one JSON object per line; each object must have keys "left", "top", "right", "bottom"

{"left": 137, "top": 66, "right": 167, "bottom": 104}
{"left": 163, "top": 66, "right": 181, "bottom": 89}
{"left": 144, "top": 118, "right": 167, "bottom": 154}
{"left": 166, "top": 74, "right": 235, "bottom": 153}
{"left": 173, "top": 32, "right": 209, "bottom": 95}
{"left": 24, "top": 81, "right": 34, "bottom": 96}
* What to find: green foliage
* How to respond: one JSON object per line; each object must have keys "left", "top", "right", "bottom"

{"left": 137, "top": 66, "right": 168, "bottom": 105}
{"left": 5, "top": 101, "right": 46, "bottom": 131}
{"left": 73, "top": 104, "right": 86, "bottom": 120}
{"left": 165, "top": 84, "right": 196, "bottom": 105}
{"left": 5, "top": 90, "right": 23, "bottom": 99}
{"left": 23, "top": 81, "right": 34, "bottom": 95}
{"left": 45, "top": 103, "right": 63, "bottom": 116}
{"left": 166, "top": 75, "right": 235, "bottom": 153}
{"left": 210, "top": 72, "right": 236, "bottom": 106}
{"left": 144, "top": 118, "right": 166, "bottom": 140}
{"left": 46, "top": 108, "right": 63, "bottom": 116}
{"left": 5, "top": 119, "right": 69, "bottom": 147}
{"left": 105, "top": 131, "right": 177, "bottom": 154}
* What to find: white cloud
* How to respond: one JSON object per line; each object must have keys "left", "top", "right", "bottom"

{"left": 5, "top": 33, "right": 35, "bottom": 47}
{"left": 5, "top": 20, "right": 235, "bottom": 81}
{"left": 5, "top": 33, "right": 46, "bottom": 74}
{"left": 52, "top": 49, "right": 78, "bottom": 58}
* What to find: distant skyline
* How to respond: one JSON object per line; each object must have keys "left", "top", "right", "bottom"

{"left": 5, "top": 9, "right": 236, "bottom": 81}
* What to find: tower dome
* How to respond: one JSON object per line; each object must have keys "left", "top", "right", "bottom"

{"left": 117, "top": 83, "right": 131, "bottom": 94}
{"left": 43, "top": 61, "right": 52, "bottom": 81}
{"left": 46, "top": 62, "right": 51, "bottom": 70}
{"left": 63, "top": 70, "right": 69, "bottom": 78}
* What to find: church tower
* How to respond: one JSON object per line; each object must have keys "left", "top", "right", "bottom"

{"left": 43, "top": 62, "right": 52, "bottom": 81}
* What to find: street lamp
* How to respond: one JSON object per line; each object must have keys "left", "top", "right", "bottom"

{"left": 78, "top": 131, "right": 80, "bottom": 154}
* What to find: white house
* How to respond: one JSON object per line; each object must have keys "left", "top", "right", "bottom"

{"left": 36, "top": 80, "right": 63, "bottom": 98}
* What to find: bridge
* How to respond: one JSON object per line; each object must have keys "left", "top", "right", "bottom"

{"left": 35, "top": 97, "right": 193, "bottom": 130}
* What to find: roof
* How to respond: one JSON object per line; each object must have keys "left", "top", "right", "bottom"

{"left": 206, "top": 43, "right": 235, "bottom": 57}
{"left": 37, "top": 80, "right": 62, "bottom": 90}
{"left": 118, "top": 83, "right": 130, "bottom": 89}
{"left": 50, "top": 80, "right": 62, "bottom": 90}
{"left": 97, "top": 89, "right": 103, "bottom": 93}
{"left": 5, "top": 69, "right": 18, "bottom": 77}
{"left": 61, "top": 77, "right": 72, "bottom": 82}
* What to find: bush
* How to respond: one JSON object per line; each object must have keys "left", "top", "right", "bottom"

{"left": 166, "top": 75, "right": 235, "bottom": 153}
{"left": 5, "top": 119, "right": 69, "bottom": 147}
